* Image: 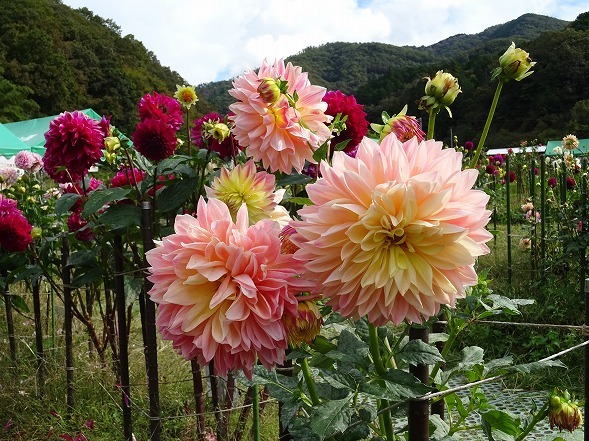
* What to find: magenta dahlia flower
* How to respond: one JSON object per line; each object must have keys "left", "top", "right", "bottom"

{"left": 229, "top": 59, "right": 332, "bottom": 173}
{"left": 0, "top": 196, "right": 33, "bottom": 252}
{"left": 67, "top": 210, "right": 94, "bottom": 242}
{"left": 291, "top": 136, "right": 492, "bottom": 326}
{"left": 138, "top": 92, "right": 184, "bottom": 131}
{"left": 145, "top": 197, "right": 311, "bottom": 377}
{"left": 190, "top": 112, "right": 240, "bottom": 160}
{"left": 43, "top": 111, "right": 105, "bottom": 183}
{"left": 133, "top": 118, "right": 178, "bottom": 162}
{"left": 14, "top": 151, "right": 43, "bottom": 173}
{"left": 110, "top": 167, "right": 146, "bottom": 188}
{"left": 323, "top": 90, "right": 368, "bottom": 155}
{"left": 548, "top": 177, "right": 557, "bottom": 188}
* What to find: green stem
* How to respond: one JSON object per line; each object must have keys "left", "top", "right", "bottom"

{"left": 426, "top": 110, "right": 437, "bottom": 140}
{"left": 470, "top": 81, "right": 504, "bottom": 169}
{"left": 252, "top": 383, "right": 261, "bottom": 441}
{"left": 514, "top": 401, "right": 549, "bottom": 441}
{"left": 300, "top": 356, "right": 320, "bottom": 406}
{"left": 368, "top": 324, "right": 395, "bottom": 441}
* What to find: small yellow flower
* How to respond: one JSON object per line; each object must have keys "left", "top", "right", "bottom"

{"left": 203, "top": 121, "right": 231, "bottom": 143}
{"left": 174, "top": 85, "right": 199, "bottom": 109}
{"left": 491, "top": 42, "right": 536, "bottom": 82}
{"left": 104, "top": 136, "right": 121, "bottom": 153}
{"left": 31, "top": 227, "right": 43, "bottom": 239}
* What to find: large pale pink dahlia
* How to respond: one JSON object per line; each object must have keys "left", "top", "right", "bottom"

{"left": 291, "top": 136, "right": 492, "bottom": 326}
{"left": 145, "top": 197, "right": 310, "bottom": 377}
{"left": 43, "top": 111, "right": 105, "bottom": 183}
{"left": 229, "top": 59, "right": 332, "bottom": 174}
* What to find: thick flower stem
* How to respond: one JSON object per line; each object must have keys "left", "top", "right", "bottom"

{"left": 368, "top": 324, "right": 395, "bottom": 441}
{"left": 426, "top": 110, "right": 437, "bottom": 140}
{"left": 470, "top": 81, "right": 504, "bottom": 169}
{"left": 252, "top": 383, "right": 261, "bottom": 441}
{"left": 514, "top": 401, "right": 549, "bottom": 441}
{"left": 300, "top": 356, "right": 321, "bottom": 406}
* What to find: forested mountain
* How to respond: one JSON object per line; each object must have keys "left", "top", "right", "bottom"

{"left": 0, "top": 0, "right": 194, "bottom": 133}
{"left": 0, "top": 1, "right": 587, "bottom": 148}
{"left": 200, "top": 12, "right": 589, "bottom": 148}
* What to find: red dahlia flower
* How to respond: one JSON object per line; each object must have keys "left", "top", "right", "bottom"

{"left": 133, "top": 118, "right": 178, "bottom": 162}
{"left": 323, "top": 90, "right": 368, "bottom": 156}
{"left": 43, "top": 111, "right": 105, "bottom": 183}
{"left": 138, "top": 92, "right": 184, "bottom": 131}
{"left": 0, "top": 196, "right": 33, "bottom": 252}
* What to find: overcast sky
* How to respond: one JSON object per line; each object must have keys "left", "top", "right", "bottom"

{"left": 60, "top": 0, "right": 587, "bottom": 86}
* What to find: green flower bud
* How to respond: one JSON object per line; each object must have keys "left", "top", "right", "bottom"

{"left": 104, "top": 136, "right": 121, "bottom": 153}
{"left": 31, "top": 227, "right": 43, "bottom": 239}
{"left": 417, "top": 71, "right": 461, "bottom": 116}
{"left": 491, "top": 42, "right": 536, "bottom": 82}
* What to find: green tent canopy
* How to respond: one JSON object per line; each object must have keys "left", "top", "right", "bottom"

{"left": 0, "top": 123, "right": 31, "bottom": 158}
{"left": 3, "top": 108, "right": 103, "bottom": 157}
{"left": 544, "top": 138, "right": 589, "bottom": 156}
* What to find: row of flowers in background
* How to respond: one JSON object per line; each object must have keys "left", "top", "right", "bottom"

{"left": 0, "top": 40, "right": 584, "bottom": 439}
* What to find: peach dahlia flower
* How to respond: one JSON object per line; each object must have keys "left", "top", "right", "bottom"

{"left": 291, "top": 135, "right": 492, "bottom": 326}
{"left": 229, "top": 59, "right": 332, "bottom": 174}
{"left": 146, "top": 197, "right": 310, "bottom": 377}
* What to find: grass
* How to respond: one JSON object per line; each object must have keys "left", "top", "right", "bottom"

{"left": 0, "top": 289, "right": 279, "bottom": 440}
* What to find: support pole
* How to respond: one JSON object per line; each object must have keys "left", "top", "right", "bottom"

{"left": 62, "top": 237, "right": 75, "bottom": 409}
{"left": 408, "top": 326, "right": 429, "bottom": 441}
{"left": 32, "top": 279, "right": 45, "bottom": 397}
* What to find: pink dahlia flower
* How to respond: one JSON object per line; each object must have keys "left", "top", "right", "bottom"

{"left": 14, "top": 151, "right": 43, "bottom": 173}
{"left": 323, "top": 90, "right": 368, "bottom": 155}
{"left": 145, "top": 198, "right": 311, "bottom": 377}
{"left": 138, "top": 92, "right": 184, "bottom": 131}
{"left": 43, "top": 111, "right": 105, "bottom": 183}
{"left": 133, "top": 118, "right": 178, "bottom": 162}
{"left": 0, "top": 166, "right": 20, "bottom": 190}
{"left": 291, "top": 136, "right": 492, "bottom": 326}
{"left": 0, "top": 196, "right": 33, "bottom": 252}
{"left": 229, "top": 59, "right": 332, "bottom": 173}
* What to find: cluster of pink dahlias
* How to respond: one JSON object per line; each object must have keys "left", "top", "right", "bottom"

{"left": 190, "top": 112, "right": 240, "bottom": 160}
{"left": 229, "top": 59, "right": 332, "bottom": 174}
{"left": 0, "top": 195, "right": 33, "bottom": 252}
{"left": 43, "top": 111, "right": 108, "bottom": 183}
{"left": 322, "top": 90, "right": 368, "bottom": 156}
{"left": 14, "top": 151, "right": 43, "bottom": 173}
{"left": 133, "top": 92, "right": 181, "bottom": 162}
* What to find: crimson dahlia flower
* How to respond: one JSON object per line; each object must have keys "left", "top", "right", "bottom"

{"left": 133, "top": 118, "right": 178, "bottom": 162}
{"left": 323, "top": 90, "right": 368, "bottom": 155}
{"left": 0, "top": 196, "right": 33, "bottom": 252}
{"left": 138, "top": 92, "right": 184, "bottom": 131}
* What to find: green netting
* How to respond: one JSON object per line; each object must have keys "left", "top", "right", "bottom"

{"left": 544, "top": 138, "right": 589, "bottom": 156}
{"left": 0, "top": 123, "right": 30, "bottom": 158}
{"left": 2, "top": 109, "right": 103, "bottom": 157}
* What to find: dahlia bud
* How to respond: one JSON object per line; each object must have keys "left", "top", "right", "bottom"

{"left": 548, "top": 389, "right": 583, "bottom": 432}
{"left": 491, "top": 42, "right": 536, "bottom": 82}
{"left": 104, "top": 136, "right": 121, "bottom": 153}
{"left": 204, "top": 122, "right": 231, "bottom": 143}
{"left": 283, "top": 300, "right": 323, "bottom": 347}
{"left": 417, "top": 71, "right": 461, "bottom": 115}
{"left": 370, "top": 105, "right": 425, "bottom": 143}
{"left": 31, "top": 226, "right": 43, "bottom": 239}
{"left": 257, "top": 77, "right": 283, "bottom": 105}
{"left": 279, "top": 225, "right": 298, "bottom": 255}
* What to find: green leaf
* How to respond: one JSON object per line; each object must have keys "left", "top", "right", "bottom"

{"left": 430, "top": 414, "right": 450, "bottom": 438}
{"left": 505, "top": 359, "right": 565, "bottom": 374}
{"left": 334, "top": 139, "right": 351, "bottom": 151}
{"left": 66, "top": 249, "right": 97, "bottom": 267}
{"left": 55, "top": 193, "right": 81, "bottom": 215}
{"left": 481, "top": 409, "right": 521, "bottom": 439}
{"left": 311, "top": 335, "right": 338, "bottom": 354}
{"left": 275, "top": 172, "right": 313, "bottom": 186}
{"left": 124, "top": 277, "right": 143, "bottom": 308}
{"left": 97, "top": 204, "right": 142, "bottom": 229}
{"left": 309, "top": 397, "right": 353, "bottom": 438}
{"left": 398, "top": 339, "right": 444, "bottom": 366}
{"left": 10, "top": 294, "right": 30, "bottom": 313}
{"left": 312, "top": 142, "right": 328, "bottom": 163}
{"left": 71, "top": 266, "right": 104, "bottom": 288}
{"left": 361, "top": 369, "right": 431, "bottom": 400}
{"left": 81, "top": 187, "right": 130, "bottom": 218}
{"left": 281, "top": 196, "right": 313, "bottom": 206}
{"left": 156, "top": 177, "right": 199, "bottom": 212}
